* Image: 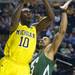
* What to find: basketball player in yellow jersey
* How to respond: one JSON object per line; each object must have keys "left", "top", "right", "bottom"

{"left": 0, "top": 0, "right": 54, "bottom": 75}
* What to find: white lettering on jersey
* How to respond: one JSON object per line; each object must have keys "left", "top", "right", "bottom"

{"left": 43, "top": 65, "right": 49, "bottom": 75}
{"left": 31, "top": 56, "right": 39, "bottom": 75}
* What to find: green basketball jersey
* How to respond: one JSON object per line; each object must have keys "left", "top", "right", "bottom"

{"left": 31, "top": 52, "right": 54, "bottom": 75}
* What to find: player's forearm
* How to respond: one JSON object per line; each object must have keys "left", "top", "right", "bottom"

{"left": 59, "top": 12, "right": 68, "bottom": 34}
{"left": 11, "top": 3, "right": 23, "bottom": 25}
{"left": 58, "top": 0, "right": 72, "bottom": 34}
{"left": 10, "top": 2, "right": 24, "bottom": 33}
{"left": 42, "top": 0, "right": 54, "bottom": 21}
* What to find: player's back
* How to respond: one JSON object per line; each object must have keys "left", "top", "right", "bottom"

{"left": 4, "top": 23, "right": 36, "bottom": 65}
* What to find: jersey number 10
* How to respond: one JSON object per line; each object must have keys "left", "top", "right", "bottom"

{"left": 19, "top": 36, "right": 29, "bottom": 48}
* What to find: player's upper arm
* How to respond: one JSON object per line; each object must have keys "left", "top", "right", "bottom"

{"left": 10, "top": 3, "right": 23, "bottom": 33}
{"left": 48, "top": 32, "right": 65, "bottom": 56}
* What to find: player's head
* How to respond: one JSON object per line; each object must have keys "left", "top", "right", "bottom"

{"left": 40, "top": 36, "right": 51, "bottom": 47}
{"left": 20, "top": 8, "right": 32, "bottom": 27}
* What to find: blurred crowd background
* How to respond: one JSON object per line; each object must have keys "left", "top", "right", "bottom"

{"left": 0, "top": 0, "right": 75, "bottom": 75}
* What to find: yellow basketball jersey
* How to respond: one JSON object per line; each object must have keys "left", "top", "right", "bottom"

{"left": 4, "top": 23, "right": 36, "bottom": 65}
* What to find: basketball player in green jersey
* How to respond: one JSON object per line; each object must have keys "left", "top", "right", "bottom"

{"left": 31, "top": 0, "right": 72, "bottom": 75}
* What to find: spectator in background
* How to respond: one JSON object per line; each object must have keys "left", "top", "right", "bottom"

{"left": 46, "top": 27, "right": 53, "bottom": 39}
{"left": 64, "top": 33, "right": 70, "bottom": 43}
{"left": 0, "top": 4, "right": 11, "bottom": 34}
{"left": 67, "top": 5, "right": 75, "bottom": 33}
{"left": 68, "top": 43, "right": 74, "bottom": 55}
{"left": 72, "top": 27, "right": 75, "bottom": 49}
{"left": 2, "top": 11, "right": 11, "bottom": 31}
{"left": 54, "top": 11, "right": 61, "bottom": 26}
{"left": 0, "top": 43, "right": 4, "bottom": 58}
{"left": 60, "top": 42, "right": 71, "bottom": 56}
{"left": 65, "top": 33, "right": 75, "bottom": 48}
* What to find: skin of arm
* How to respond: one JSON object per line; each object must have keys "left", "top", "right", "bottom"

{"left": 9, "top": 1, "right": 24, "bottom": 33}
{"left": 45, "top": 12, "right": 68, "bottom": 61}
{"left": 10, "top": 0, "right": 54, "bottom": 34}
{"left": 44, "top": 0, "right": 72, "bottom": 61}
{"left": 35, "top": 0, "right": 54, "bottom": 34}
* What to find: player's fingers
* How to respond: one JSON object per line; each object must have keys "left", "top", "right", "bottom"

{"left": 60, "top": 0, "right": 72, "bottom": 10}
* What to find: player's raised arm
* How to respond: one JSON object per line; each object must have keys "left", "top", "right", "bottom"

{"left": 42, "top": 0, "right": 54, "bottom": 20}
{"left": 36, "top": 0, "right": 54, "bottom": 34}
{"left": 10, "top": 4, "right": 23, "bottom": 33}
{"left": 45, "top": 0, "right": 72, "bottom": 60}
{"left": 10, "top": 0, "right": 26, "bottom": 33}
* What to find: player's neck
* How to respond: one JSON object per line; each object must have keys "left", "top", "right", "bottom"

{"left": 20, "top": 20, "right": 31, "bottom": 27}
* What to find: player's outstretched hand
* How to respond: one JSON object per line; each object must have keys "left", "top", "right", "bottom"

{"left": 60, "top": 0, "right": 72, "bottom": 10}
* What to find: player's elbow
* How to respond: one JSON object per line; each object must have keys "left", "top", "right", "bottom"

{"left": 47, "top": 14, "right": 55, "bottom": 22}
{"left": 59, "top": 26, "right": 67, "bottom": 35}
{"left": 60, "top": 30, "right": 66, "bottom": 36}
